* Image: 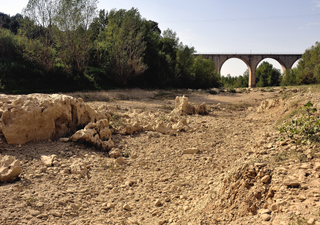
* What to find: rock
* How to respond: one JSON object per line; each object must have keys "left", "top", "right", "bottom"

{"left": 41, "top": 155, "right": 57, "bottom": 167}
{"left": 261, "top": 214, "right": 271, "bottom": 221}
{"left": 51, "top": 211, "right": 62, "bottom": 217}
{"left": 172, "top": 96, "right": 189, "bottom": 115}
{"left": 0, "top": 155, "right": 22, "bottom": 182}
{"left": 283, "top": 180, "right": 300, "bottom": 188}
{"left": 257, "top": 98, "right": 282, "bottom": 112}
{"left": 59, "top": 138, "right": 69, "bottom": 142}
{"left": 271, "top": 203, "right": 279, "bottom": 211}
{"left": 123, "top": 204, "right": 131, "bottom": 211}
{"left": 115, "top": 157, "right": 125, "bottom": 165}
{"left": 70, "top": 159, "right": 88, "bottom": 177}
{"left": 261, "top": 209, "right": 271, "bottom": 214}
{"left": 71, "top": 119, "right": 113, "bottom": 151}
{"left": 308, "top": 218, "right": 315, "bottom": 224}
{"left": 171, "top": 96, "right": 208, "bottom": 115}
{"left": 261, "top": 175, "right": 271, "bottom": 183}
{"left": 195, "top": 102, "right": 208, "bottom": 115}
{"left": 314, "top": 163, "right": 320, "bottom": 171}
{"left": 155, "top": 199, "right": 162, "bottom": 207}
{"left": 109, "top": 148, "right": 122, "bottom": 158}
{"left": 101, "top": 203, "right": 115, "bottom": 210}
{"left": 183, "top": 148, "right": 199, "bottom": 154}
{"left": 29, "top": 210, "right": 41, "bottom": 216}
{"left": 155, "top": 122, "right": 171, "bottom": 135}
{"left": 0, "top": 94, "right": 109, "bottom": 144}
{"left": 36, "top": 213, "right": 48, "bottom": 218}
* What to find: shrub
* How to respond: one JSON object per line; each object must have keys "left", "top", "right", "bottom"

{"left": 277, "top": 101, "right": 320, "bottom": 144}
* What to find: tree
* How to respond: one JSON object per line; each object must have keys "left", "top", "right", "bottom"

{"left": 54, "top": 0, "right": 98, "bottom": 77}
{"left": 294, "top": 42, "right": 320, "bottom": 85}
{"left": 256, "top": 61, "right": 281, "bottom": 87}
{"left": 192, "top": 55, "right": 220, "bottom": 88}
{"left": 97, "top": 8, "right": 147, "bottom": 85}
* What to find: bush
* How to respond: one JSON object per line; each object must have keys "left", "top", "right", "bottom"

{"left": 277, "top": 102, "right": 320, "bottom": 144}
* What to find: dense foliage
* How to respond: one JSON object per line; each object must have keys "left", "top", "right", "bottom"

{"left": 281, "top": 42, "right": 320, "bottom": 86}
{"left": 0, "top": 1, "right": 221, "bottom": 92}
{"left": 221, "top": 70, "right": 249, "bottom": 88}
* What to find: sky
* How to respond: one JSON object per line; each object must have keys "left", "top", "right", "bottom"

{"left": 1, "top": 0, "right": 320, "bottom": 76}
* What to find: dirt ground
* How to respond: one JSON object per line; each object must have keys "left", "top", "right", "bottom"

{"left": 1, "top": 87, "right": 320, "bottom": 225}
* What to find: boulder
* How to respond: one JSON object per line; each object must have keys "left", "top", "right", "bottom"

{"left": 171, "top": 96, "right": 208, "bottom": 115}
{"left": 0, "top": 94, "right": 110, "bottom": 144}
{"left": 0, "top": 155, "right": 22, "bottom": 182}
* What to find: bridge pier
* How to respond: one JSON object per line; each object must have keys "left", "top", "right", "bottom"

{"left": 195, "top": 53, "right": 302, "bottom": 88}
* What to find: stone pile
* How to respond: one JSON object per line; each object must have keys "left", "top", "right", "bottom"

{"left": 71, "top": 118, "right": 114, "bottom": 151}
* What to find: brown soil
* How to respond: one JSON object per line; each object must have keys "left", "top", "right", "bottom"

{"left": 1, "top": 87, "right": 320, "bottom": 225}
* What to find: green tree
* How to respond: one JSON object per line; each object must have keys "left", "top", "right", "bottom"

{"left": 54, "top": 0, "right": 98, "bottom": 77}
{"left": 97, "top": 8, "right": 147, "bottom": 85}
{"left": 294, "top": 42, "right": 320, "bottom": 84}
{"left": 256, "top": 61, "right": 281, "bottom": 87}
{"left": 192, "top": 55, "right": 220, "bottom": 88}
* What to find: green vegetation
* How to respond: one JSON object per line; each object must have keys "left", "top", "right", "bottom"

{"left": 282, "top": 42, "right": 320, "bottom": 86}
{"left": 0, "top": 1, "right": 221, "bottom": 92}
{"left": 277, "top": 102, "right": 320, "bottom": 144}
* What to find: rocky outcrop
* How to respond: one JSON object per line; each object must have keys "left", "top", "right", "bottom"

{"left": 257, "top": 99, "right": 282, "bottom": 113}
{"left": 172, "top": 96, "right": 208, "bottom": 115}
{"left": 71, "top": 119, "right": 114, "bottom": 151}
{"left": 0, "top": 94, "right": 110, "bottom": 144}
{"left": 0, "top": 155, "right": 22, "bottom": 182}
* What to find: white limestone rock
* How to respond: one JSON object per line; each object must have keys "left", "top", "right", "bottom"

{"left": 0, "top": 155, "right": 22, "bottom": 182}
{"left": 0, "top": 94, "right": 110, "bottom": 144}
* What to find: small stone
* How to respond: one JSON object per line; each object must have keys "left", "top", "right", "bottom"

{"left": 109, "top": 148, "right": 122, "bottom": 158}
{"left": 183, "top": 148, "right": 199, "bottom": 154}
{"left": 59, "top": 138, "right": 69, "bottom": 142}
{"left": 271, "top": 203, "right": 279, "bottom": 211}
{"left": 300, "top": 163, "right": 310, "bottom": 169}
{"left": 51, "top": 211, "right": 62, "bottom": 217}
{"left": 155, "top": 199, "right": 162, "bottom": 207}
{"left": 41, "top": 155, "right": 57, "bottom": 167}
{"left": 261, "top": 214, "right": 271, "bottom": 221}
{"left": 261, "top": 209, "right": 271, "bottom": 214}
{"left": 115, "top": 157, "right": 125, "bottom": 165}
{"left": 36, "top": 213, "right": 48, "bottom": 218}
{"left": 30, "top": 210, "right": 41, "bottom": 216}
{"left": 158, "top": 220, "right": 166, "bottom": 225}
{"left": 283, "top": 180, "right": 300, "bottom": 188}
{"left": 307, "top": 218, "right": 315, "bottom": 224}
{"left": 314, "top": 163, "right": 320, "bottom": 171}
{"left": 261, "top": 175, "right": 271, "bottom": 183}
{"left": 123, "top": 204, "right": 131, "bottom": 211}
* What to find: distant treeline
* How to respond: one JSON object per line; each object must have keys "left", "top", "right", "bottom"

{"left": 0, "top": 0, "right": 220, "bottom": 92}
{"left": 0, "top": 1, "right": 319, "bottom": 93}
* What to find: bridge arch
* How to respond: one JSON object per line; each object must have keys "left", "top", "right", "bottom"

{"left": 220, "top": 57, "right": 252, "bottom": 77}
{"left": 195, "top": 53, "right": 302, "bottom": 87}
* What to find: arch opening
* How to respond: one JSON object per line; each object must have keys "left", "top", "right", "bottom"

{"left": 257, "top": 58, "right": 284, "bottom": 74}
{"left": 220, "top": 58, "right": 250, "bottom": 77}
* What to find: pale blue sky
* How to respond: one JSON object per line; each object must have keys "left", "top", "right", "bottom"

{"left": 1, "top": 0, "right": 320, "bottom": 76}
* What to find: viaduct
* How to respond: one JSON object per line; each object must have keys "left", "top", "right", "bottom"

{"left": 194, "top": 53, "right": 302, "bottom": 87}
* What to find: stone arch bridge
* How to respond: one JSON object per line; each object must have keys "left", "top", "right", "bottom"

{"left": 194, "top": 53, "right": 302, "bottom": 87}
